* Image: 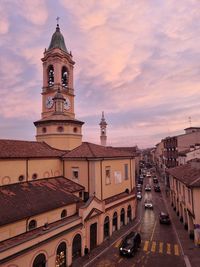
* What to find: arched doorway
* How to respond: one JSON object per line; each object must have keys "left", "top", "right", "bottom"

{"left": 120, "top": 208, "right": 125, "bottom": 226}
{"left": 127, "top": 205, "right": 132, "bottom": 223}
{"left": 72, "top": 234, "right": 82, "bottom": 261}
{"left": 104, "top": 216, "right": 110, "bottom": 239}
{"left": 56, "top": 242, "right": 67, "bottom": 267}
{"left": 90, "top": 222, "right": 97, "bottom": 250}
{"left": 112, "top": 212, "right": 118, "bottom": 232}
{"left": 33, "top": 253, "right": 46, "bottom": 267}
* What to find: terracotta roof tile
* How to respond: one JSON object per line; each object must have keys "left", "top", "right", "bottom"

{"left": 63, "top": 142, "right": 134, "bottom": 159}
{"left": 0, "top": 177, "right": 84, "bottom": 226}
{"left": 167, "top": 161, "right": 200, "bottom": 187}
{"left": 0, "top": 139, "right": 66, "bottom": 158}
{"left": 105, "top": 190, "right": 135, "bottom": 204}
{"left": 112, "top": 146, "right": 139, "bottom": 156}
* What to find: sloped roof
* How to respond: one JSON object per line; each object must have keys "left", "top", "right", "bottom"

{"left": 48, "top": 24, "right": 68, "bottom": 53}
{"left": 0, "top": 139, "right": 65, "bottom": 158}
{"left": 105, "top": 190, "right": 135, "bottom": 204}
{"left": 167, "top": 162, "right": 200, "bottom": 187}
{"left": 63, "top": 142, "right": 134, "bottom": 159}
{"left": 0, "top": 177, "right": 84, "bottom": 226}
{"left": 112, "top": 146, "right": 139, "bottom": 156}
{"left": 178, "top": 149, "right": 190, "bottom": 156}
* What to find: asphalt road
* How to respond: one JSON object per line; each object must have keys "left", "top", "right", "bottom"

{"left": 87, "top": 176, "right": 186, "bottom": 267}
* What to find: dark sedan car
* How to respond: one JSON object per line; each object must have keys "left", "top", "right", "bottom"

{"left": 154, "top": 185, "right": 161, "bottom": 192}
{"left": 159, "top": 212, "right": 171, "bottom": 224}
{"left": 153, "top": 177, "right": 158, "bottom": 183}
{"left": 119, "top": 232, "right": 141, "bottom": 257}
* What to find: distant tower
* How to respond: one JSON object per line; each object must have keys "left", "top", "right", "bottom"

{"left": 99, "top": 112, "right": 107, "bottom": 146}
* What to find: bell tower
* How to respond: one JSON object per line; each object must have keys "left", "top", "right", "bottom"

{"left": 41, "top": 22, "right": 75, "bottom": 119}
{"left": 34, "top": 22, "right": 84, "bottom": 150}
{"left": 99, "top": 111, "right": 107, "bottom": 146}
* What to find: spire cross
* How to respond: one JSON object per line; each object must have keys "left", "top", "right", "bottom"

{"left": 56, "top": 16, "right": 60, "bottom": 25}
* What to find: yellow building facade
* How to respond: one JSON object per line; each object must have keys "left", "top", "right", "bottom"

{"left": 0, "top": 24, "right": 137, "bottom": 267}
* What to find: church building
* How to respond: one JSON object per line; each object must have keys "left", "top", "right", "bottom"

{"left": 0, "top": 23, "right": 136, "bottom": 267}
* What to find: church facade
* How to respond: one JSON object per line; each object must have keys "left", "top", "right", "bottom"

{"left": 0, "top": 24, "right": 137, "bottom": 267}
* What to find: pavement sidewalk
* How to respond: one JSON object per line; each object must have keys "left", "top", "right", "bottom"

{"left": 72, "top": 216, "right": 141, "bottom": 267}
{"left": 160, "top": 178, "right": 200, "bottom": 267}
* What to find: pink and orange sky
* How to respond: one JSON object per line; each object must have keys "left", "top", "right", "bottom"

{"left": 0, "top": 0, "right": 200, "bottom": 148}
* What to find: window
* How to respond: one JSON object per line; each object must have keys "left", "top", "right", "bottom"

{"left": 114, "top": 171, "right": 122, "bottom": 184}
{"left": 72, "top": 167, "right": 79, "bottom": 180}
{"left": 124, "top": 164, "right": 128, "bottom": 180}
{"left": 42, "top": 127, "right": 47, "bottom": 133}
{"left": 18, "top": 175, "right": 25, "bottom": 182}
{"left": 33, "top": 253, "right": 46, "bottom": 267}
{"left": 182, "top": 185, "right": 185, "bottom": 201}
{"left": 32, "top": 173, "right": 38, "bottom": 180}
{"left": 73, "top": 127, "right": 78, "bottom": 133}
{"left": 188, "top": 188, "right": 191, "bottom": 204}
{"left": 28, "top": 219, "right": 37, "bottom": 230}
{"left": 61, "top": 209, "right": 67, "bottom": 218}
{"left": 105, "top": 167, "right": 111, "bottom": 185}
{"left": 57, "top": 126, "right": 64, "bottom": 132}
{"left": 176, "top": 180, "right": 178, "bottom": 191}
{"left": 79, "top": 191, "right": 82, "bottom": 198}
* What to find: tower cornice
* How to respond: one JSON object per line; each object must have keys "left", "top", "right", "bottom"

{"left": 42, "top": 50, "right": 75, "bottom": 65}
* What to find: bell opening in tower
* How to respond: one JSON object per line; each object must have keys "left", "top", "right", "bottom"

{"left": 48, "top": 65, "right": 54, "bottom": 87}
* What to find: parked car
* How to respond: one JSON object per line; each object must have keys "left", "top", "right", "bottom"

{"left": 138, "top": 178, "right": 143, "bottom": 185}
{"left": 146, "top": 172, "right": 151, "bottom": 178}
{"left": 159, "top": 212, "right": 171, "bottom": 224}
{"left": 154, "top": 185, "right": 161, "bottom": 192}
{"left": 145, "top": 184, "right": 151, "bottom": 191}
{"left": 144, "top": 200, "right": 153, "bottom": 209}
{"left": 153, "top": 177, "right": 158, "bottom": 183}
{"left": 136, "top": 184, "right": 142, "bottom": 191}
{"left": 119, "top": 232, "right": 141, "bottom": 257}
{"left": 137, "top": 192, "right": 142, "bottom": 200}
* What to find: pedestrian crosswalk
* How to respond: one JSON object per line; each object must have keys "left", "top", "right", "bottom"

{"left": 114, "top": 239, "right": 180, "bottom": 256}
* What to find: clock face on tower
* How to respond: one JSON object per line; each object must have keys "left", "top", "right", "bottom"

{"left": 64, "top": 97, "right": 71, "bottom": 110}
{"left": 46, "top": 96, "right": 53, "bottom": 109}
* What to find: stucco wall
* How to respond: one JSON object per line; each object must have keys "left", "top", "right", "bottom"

{"left": 0, "top": 158, "right": 62, "bottom": 186}
{"left": 0, "top": 203, "right": 76, "bottom": 242}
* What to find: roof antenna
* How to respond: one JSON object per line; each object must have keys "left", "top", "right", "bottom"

{"left": 188, "top": 116, "right": 192, "bottom": 127}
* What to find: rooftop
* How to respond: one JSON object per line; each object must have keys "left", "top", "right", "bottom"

{"left": 0, "top": 177, "right": 84, "bottom": 226}
{"left": 63, "top": 142, "right": 134, "bottom": 159}
{"left": 167, "top": 160, "right": 200, "bottom": 187}
{"left": 0, "top": 139, "right": 65, "bottom": 158}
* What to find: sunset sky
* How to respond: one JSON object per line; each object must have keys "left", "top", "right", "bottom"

{"left": 0, "top": 0, "right": 200, "bottom": 148}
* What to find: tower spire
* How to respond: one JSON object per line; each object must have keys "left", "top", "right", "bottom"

{"left": 99, "top": 111, "right": 107, "bottom": 146}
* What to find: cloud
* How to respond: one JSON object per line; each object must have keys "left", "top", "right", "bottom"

{"left": 0, "top": 0, "right": 200, "bottom": 147}
{"left": 15, "top": 0, "right": 48, "bottom": 26}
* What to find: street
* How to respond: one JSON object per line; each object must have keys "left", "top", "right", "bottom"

{"left": 86, "top": 175, "right": 186, "bottom": 267}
